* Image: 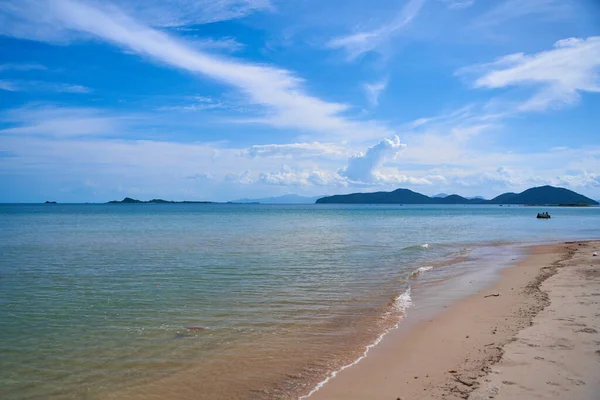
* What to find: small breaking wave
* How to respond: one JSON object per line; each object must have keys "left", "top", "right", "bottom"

{"left": 393, "top": 286, "right": 412, "bottom": 312}
{"left": 410, "top": 266, "right": 433, "bottom": 278}
{"left": 402, "top": 243, "right": 431, "bottom": 252}
{"left": 299, "top": 287, "right": 413, "bottom": 399}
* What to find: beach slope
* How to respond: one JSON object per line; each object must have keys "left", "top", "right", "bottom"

{"left": 308, "top": 241, "right": 600, "bottom": 400}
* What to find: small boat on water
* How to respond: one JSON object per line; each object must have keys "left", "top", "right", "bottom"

{"left": 537, "top": 212, "right": 551, "bottom": 219}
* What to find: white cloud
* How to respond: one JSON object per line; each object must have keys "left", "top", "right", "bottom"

{"left": 0, "top": 0, "right": 272, "bottom": 40}
{"left": 0, "top": 80, "right": 91, "bottom": 93}
{"left": 363, "top": 78, "right": 388, "bottom": 107}
{"left": 192, "top": 36, "right": 245, "bottom": 53}
{"left": 259, "top": 165, "right": 347, "bottom": 187}
{"left": 158, "top": 96, "right": 227, "bottom": 112}
{"left": 0, "top": 105, "right": 121, "bottom": 137}
{"left": 225, "top": 169, "right": 254, "bottom": 184}
{"left": 374, "top": 170, "right": 446, "bottom": 185}
{"left": 339, "top": 135, "right": 406, "bottom": 183}
{"left": 450, "top": 123, "right": 494, "bottom": 141}
{"left": 556, "top": 171, "right": 600, "bottom": 188}
{"left": 0, "top": 0, "right": 390, "bottom": 140}
{"left": 118, "top": 0, "right": 273, "bottom": 27}
{"left": 245, "top": 142, "right": 345, "bottom": 158}
{"left": 0, "top": 80, "right": 18, "bottom": 91}
{"left": 458, "top": 36, "right": 600, "bottom": 111}
{"left": 473, "top": 0, "right": 570, "bottom": 28}
{"left": 327, "top": 0, "right": 424, "bottom": 61}
{"left": 0, "top": 63, "right": 47, "bottom": 72}
{"left": 439, "top": 0, "right": 475, "bottom": 9}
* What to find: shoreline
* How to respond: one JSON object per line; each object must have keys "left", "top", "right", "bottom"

{"left": 306, "top": 240, "right": 600, "bottom": 399}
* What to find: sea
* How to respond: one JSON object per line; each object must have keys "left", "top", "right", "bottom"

{"left": 1, "top": 203, "right": 599, "bottom": 400}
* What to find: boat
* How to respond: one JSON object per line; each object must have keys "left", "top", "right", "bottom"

{"left": 536, "top": 212, "right": 551, "bottom": 219}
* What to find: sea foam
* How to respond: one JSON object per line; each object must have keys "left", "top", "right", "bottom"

{"left": 410, "top": 266, "right": 433, "bottom": 278}
{"left": 299, "top": 287, "right": 412, "bottom": 399}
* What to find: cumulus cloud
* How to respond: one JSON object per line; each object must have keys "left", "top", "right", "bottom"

{"left": 556, "top": 171, "right": 600, "bottom": 188}
{"left": 458, "top": 36, "right": 600, "bottom": 111}
{"left": 225, "top": 169, "right": 254, "bottom": 184}
{"left": 327, "top": 0, "right": 424, "bottom": 61}
{"left": 339, "top": 135, "right": 406, "bottom": 183}
{"left": 375, "top": 171, "right": 447, "bottom": 185}
{"left": 258, "top": 165, "right": 347, "bottom": 187}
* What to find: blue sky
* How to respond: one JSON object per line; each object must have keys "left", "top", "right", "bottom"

{"left": 1, "top": 0, "right": 599, "bottom": 202}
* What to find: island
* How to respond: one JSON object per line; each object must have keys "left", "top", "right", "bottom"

{"left": 107, "top": 197, "right": 213, "bottom": 204}
{"left": 315, "top": 185, "right": 599, "bottom": 206}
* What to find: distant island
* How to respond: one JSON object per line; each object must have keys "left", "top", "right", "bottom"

{"left": 106, "top": 187, "right": 598, "bottom": 206}
{"left": 316, "top": 185, "right": 599, "bottom": 206}
{"left": 107, "top": 197, "right": 213, "bottom": 204}
{"left": 230, "top": 194, "right": 324, "bottom": 204}
{"left": 44, "top": 201, "right": 57, "bottom": 204}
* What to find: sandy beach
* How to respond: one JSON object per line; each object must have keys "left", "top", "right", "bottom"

{"left": 309, "top": 240, "right": 600, "bottom": 400}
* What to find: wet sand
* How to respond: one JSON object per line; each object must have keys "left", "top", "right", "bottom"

{"left": 308, "top": 240, "right": 600, "bottom": 400}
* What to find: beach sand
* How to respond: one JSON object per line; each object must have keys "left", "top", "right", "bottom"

{"left": 308, "top": 240, "right": 600, "bottom": 400}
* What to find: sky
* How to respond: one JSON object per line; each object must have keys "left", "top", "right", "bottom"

{"left": 0, "top": 0, "right": 599, "bottom": 202}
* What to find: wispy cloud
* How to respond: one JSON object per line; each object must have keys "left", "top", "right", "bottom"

{"left": 0, "top": 80, "right": 91, "bottom": 93}
{"left": 0, "top": 80, "right": 19, "bottom": 91}
{"left": 157, "top": 96, "right": 227, "bottom": 112}
{"left": 458, "top": 36, "right": 600, "bottom": 111}
{"left": 363, "top": 78, "right": 388, "bottom": 107}
{"left": 0, "top": 0, "right": 390, "bottom": 140}
{"left": 245, "top": 142, "right": 346, "bottom": 158}
{"left": 0, "top": 105, "right": 122, "bottom": 137}
{"left": 439, "top": 0, "right": 475, "bottom": 9}
{"left": 121, "top": 0, "right": 274, "bottom": 27}
{"left": 0, "top": 0, "right": 273, "bottom": 42}
{"left": 473, "top": 0, "right": 571, "bottom": 28}
{"left": 0, "top": 63, "right": 47, "bottom": 72}
{"left": 193, "top": 36, "right": 245, "bottom": 53}
{"left": 327, "top": 0, "right": 425, "bottom": 61}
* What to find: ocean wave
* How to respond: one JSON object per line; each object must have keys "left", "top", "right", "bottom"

{"left": 402, "top": 243, "right": 430, "bottom": 252}
{"left": 410, "top": 266, "right": 433, "bottom": 278}
{"left": 299, "top": 287, "right": 413, "bottom": 399}
{"left": 393, "top": 286, "right": 412, "bottom": 312}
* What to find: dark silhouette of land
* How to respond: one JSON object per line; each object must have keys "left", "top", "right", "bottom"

{"left": 315, "top": 185, "right": 598, "bottom": 206}
{"left": 107, "top": 197, "right": 213, "bottom": 204}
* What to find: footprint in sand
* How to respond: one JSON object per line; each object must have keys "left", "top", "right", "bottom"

{"left": 577, "top": 328, "right": 598, "bottom": 334}
{"left": 566, "top": 378, "right": 586, "bottom": 386}
{"left": 551, "top": 339, "right": 573, "bottom": 350}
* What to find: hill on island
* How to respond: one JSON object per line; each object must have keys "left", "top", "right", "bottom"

{"left": 107, "top": 197, "right": 213, "bottom": 204}
{"left": 316, "top": 186, "right": 598, "bottom": 206}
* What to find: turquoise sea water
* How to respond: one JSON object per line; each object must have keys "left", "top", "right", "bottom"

{"left": 1, "top": 204, "right": 599, "bottom": 399}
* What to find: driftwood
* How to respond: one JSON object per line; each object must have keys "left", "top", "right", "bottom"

{"left": 484, "top": 293, "right": 500, "bottom": 298}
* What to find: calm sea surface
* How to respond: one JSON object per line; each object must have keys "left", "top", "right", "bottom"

{"left": 1, "top": 204, "right": 599, "bottom": 399}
